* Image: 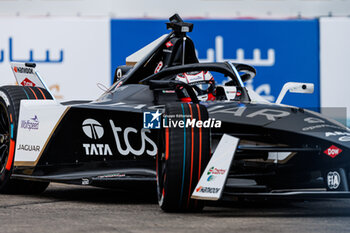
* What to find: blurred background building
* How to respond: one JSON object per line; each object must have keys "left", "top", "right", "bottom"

{"left": 0, "top": 0, "right": 349, "bottom": 124}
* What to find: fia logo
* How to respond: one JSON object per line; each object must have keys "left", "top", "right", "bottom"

{"left": 143, "top": 110, "right": 161, "bottom": 129}
{"left": 327, "top": 171, "right": 340, "bottom": 190}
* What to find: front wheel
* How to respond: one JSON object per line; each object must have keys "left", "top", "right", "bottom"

{"left": 0, "top": 85, "right": 52, "bottom": 194}
{"left": 157, "top": 103, "right": 211, "bottom": 212}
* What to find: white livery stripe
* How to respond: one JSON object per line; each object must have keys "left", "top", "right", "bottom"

{"left": 191, "top": 134, "right": 239, "bottom": 201}
{"left": 14, "top": 100, "right": 68, "bottom": 166}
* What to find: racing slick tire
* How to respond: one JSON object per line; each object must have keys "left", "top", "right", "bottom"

{"left": 157, "top": 103, "right": 211, "bottom": 212}
{"left": 0, "top": 85, "right": 52, "bottom": 194}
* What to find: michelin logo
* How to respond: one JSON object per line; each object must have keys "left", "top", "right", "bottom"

{"left": 143, "top": 110, "right": 161, "bottom": 129}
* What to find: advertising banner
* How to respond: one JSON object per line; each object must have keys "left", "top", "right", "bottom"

{"left": 320, "top": 17, "right": 350, "bottom": 125}
{"left": 111, "top": 19, "right": 319, "bottom": 108}
{"left": 0, "top": 17, "right": 110, "bottom": 100}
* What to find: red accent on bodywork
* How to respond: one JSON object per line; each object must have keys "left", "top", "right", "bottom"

{"left": 20, "top": 78, "right": 36, "bottom": 87}
{"left": 180, "top": 97, "right": 192, "bottom": 103}
{"left": 324, "top": 145, "right": 342, "bottom": 158}
{"left": 165, "top": 41, "right": 173, "bottom": 48}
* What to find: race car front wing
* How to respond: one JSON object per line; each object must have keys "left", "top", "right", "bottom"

{"left": 191, "top": 134, "right": 350, "bottom": 201}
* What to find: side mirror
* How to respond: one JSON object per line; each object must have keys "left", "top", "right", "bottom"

{"left": 275, "top": 82, "right": 314, "bottom": 104}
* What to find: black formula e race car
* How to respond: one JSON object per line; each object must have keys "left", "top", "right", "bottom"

{"left": 0, "top": 14, "right": 350, "bottom": 212}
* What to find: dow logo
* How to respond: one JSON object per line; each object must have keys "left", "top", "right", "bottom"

{"left": 324, "top": 145, "right": 342, "bottom": 158}
{"left": 82, "top": 119, "right": 104, "bottom": 139}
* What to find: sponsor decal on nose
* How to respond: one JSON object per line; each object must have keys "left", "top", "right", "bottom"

{"left": 195, "top": 186, "right": 220, "bottom": 194}
{"left": 21, "top": 115, "right": 39, "bottom": 130}
{"left": 20, "top": 78, "right": 36, "bottom": 87}
{"left": 82, "top": 119, "right": 104, "bottom": 139}
{"left": 327, "top": 171, "right": 340, "bottom": 189}
{"left": 324, "top": 145, "right": 342, "bottom": 158}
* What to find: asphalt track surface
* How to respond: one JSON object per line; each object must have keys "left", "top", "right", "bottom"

{"left": 1, "top": 183, "right": 350, "bottom": 233}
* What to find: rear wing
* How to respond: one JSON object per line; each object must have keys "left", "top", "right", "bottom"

{"left": 10, "top": 62, "right": 55, "bottom": 100}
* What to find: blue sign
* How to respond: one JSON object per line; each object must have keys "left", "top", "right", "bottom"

{"left": 143, "top": 110, "right": 161, "bottom": 129}
{"left": 111, "top": 19, "right": 319, "bottom": 109}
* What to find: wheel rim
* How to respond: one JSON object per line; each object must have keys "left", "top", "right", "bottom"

{"left": 0, "top": 102, "right": 10, "bottom": 174}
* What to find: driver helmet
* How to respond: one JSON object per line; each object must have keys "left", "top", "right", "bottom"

{"left": 175, "top": 71, "right": 216, "bottom": 102}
